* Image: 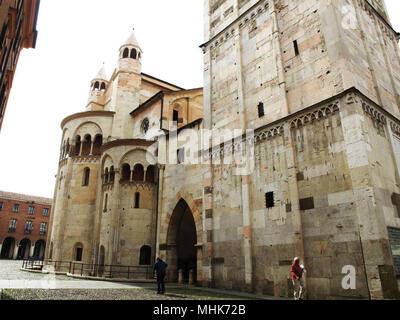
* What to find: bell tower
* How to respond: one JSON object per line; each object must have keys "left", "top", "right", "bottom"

{"left": 111, "top": 30, "right": 143, "bottom": 140}
{"left": 118, "top": 31, "right": 143, "bottom": 74}
{"left": 86, "top": 65, "right": 108, "bottom": 111}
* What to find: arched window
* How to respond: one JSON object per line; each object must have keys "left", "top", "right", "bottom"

{"left": 123, "top": 48, "right": 129, "bottom": 58}
{"left": 139, "top": 246, "right": 151, "bottom": 265}
{"left": 258, "top": 102, "right": 264, "bottom": 118}
{"left": 133, "top": 164, "right": 144, "bottom": 181}
{"left": 141, "top": 118, "right": 150, "bottom": 134}
{"left": 74, "top": 136, "right": 81, "bottom": 156}
{"left": 82, "top": 134, "right": 91, "bottom": 156}
{"left": 134, "top": 192, "right": 140, "bottom": 209}
{"left": 61, "top": 143, "right": 66, "bottom": 160}
{"left": 73, "top": 243, "right": 83, "bottom": 262}
{"left": 146, "top": 165, "right": 155, "bottom": 183}
{"left": 121, "top": 164, "right": 131, "bottom": 181}
{"left": 92, "top": 134, "right": 103, "bottom": 156}
{"left": 94, "top": 81, "right": 100, "bottom": 91}
{"left": 83, "top": 168, "right": 90, "bottom": 186}
{"left": 130, "top": 48, "right": 137, "bottom": 59}
{"left": 100, "top": 82, "right": 106, "bottom": 91}
{"left": 104, "top": 168, "right": 109, "bottom": 184}
{"left": 104, "top": 194, "right": 108, "bottom": 212}
{"left": 110, "top": 166, "right": 115, "bottom": 183}
{"left": 66, "top": 139, "right": 70, "bottom": 158}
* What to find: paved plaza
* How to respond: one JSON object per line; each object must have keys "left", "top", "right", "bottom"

{"left": 0, "top": 260, "right": 280, "bottom": 300}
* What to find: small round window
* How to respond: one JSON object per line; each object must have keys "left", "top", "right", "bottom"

{"left": 141, "top": 118, "right": 150, "bottom": 134}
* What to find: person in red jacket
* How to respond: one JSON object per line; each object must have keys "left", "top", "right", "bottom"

{"left": 291, "top": 257, "right": 306, "bottom": 300}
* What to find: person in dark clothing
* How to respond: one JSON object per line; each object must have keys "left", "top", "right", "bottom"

{"left": 291, "top": 257, "right": 306, "bottom": 300}
{"left": 154, "top": 257, "right": 168, "bottom": 294}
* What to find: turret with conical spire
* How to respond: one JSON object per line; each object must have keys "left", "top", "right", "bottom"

{"left": 118, "top": 30, "right": 142, "bottom": 74}
{"left": 86, "top": 64, "right": 109, "bottom": 111}
{"left": 111, "top": 30, "right": 143, "bottom": 139}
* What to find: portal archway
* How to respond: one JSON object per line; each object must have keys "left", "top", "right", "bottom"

{"left": 33, "top": 240, "right": 46, "bottom": 259}
{"left": 166, "top": 199, "right": 197, "bottom": 283}
{"left": 1, "top": 237, "right": 16, "bottom": 259}
{"left": 17, "top": 239, "right": 31, "bottom": 260}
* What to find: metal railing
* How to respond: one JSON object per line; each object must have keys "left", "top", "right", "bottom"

{"left": 22, "top": 258, "right": 44, "bottom": 270}
{"left": 68, "top": 262, "right": 153, "bottom": 280}
{"left": 22, "top": 260, "right": 154, "bottom": 281}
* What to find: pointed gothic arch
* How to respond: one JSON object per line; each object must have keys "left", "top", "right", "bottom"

{"left": 165, "top": 198, "right": 198, "bottom": 283}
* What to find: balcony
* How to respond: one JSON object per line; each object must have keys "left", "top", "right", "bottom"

{"left": 24, "top": 229, "right": 32, "bottom": 235}
{"left": 8, "top": 228, "right": 16, "bottom": 233}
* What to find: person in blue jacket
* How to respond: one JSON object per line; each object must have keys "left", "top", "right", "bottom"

{"left": 154, "top": 257, "right": 168, "bottom": 294}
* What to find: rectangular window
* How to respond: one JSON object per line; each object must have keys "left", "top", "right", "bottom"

{"left": 103, "top": 194, "right": 108, "bottom": 212}
{"left": 265, "top": 192, "right": 274, "bottom": 208}
{"left": 82, "top": 168, "right": 90, "bottom": 186}
{"left": 173, "top": 110, "right": 179, "bottom": 123}
{"left": 177, "top": 148, "right": 185, "bottom": 164}
{"left": 40, "top": 222, "right": 47, "bottom": 236}
{"left": 76, "top": 248, "right": 83, "bottom": 262}
{"left": 24, "top": 221, "right": 33, "bottom": 234}
{"left": 299, "top": 197, "right": 315, "bottom": 211}
{"left": 294, "top": 40, "right": 299, "bottom": 56}
{"left": 43, "top": 208, "right": 49, "bottom": 217}
{"left": 258, "top": 102, "right": 265, "bottom": 118}
{"left": 13, "top": 204, "right": 19, "bottom": 213}
{"left": 134, "top": 192, "right": 140, "bottom": 209}
{"left": 8, "top": 219, "right": 17, "bottom": 233}
{"left": 28, "top": 206, "right": 35, "bottom": 215}
{"left": 0, "top": 202, "right": 3, "bottom": 211}
{"left": 387, "top": 227, "right": 400, "bottom": 275}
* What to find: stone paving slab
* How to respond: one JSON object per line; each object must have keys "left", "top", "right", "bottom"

{"left": 0, "top": 260, "right": 285, "bottom": 300}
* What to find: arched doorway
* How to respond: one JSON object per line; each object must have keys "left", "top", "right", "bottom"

{"left": 33, "top": 240, "right": 46, "bottom": 259}
{"left": 1, "top": 237, "right": 16, "bottom": 259}
{"left": 17, "top": 239, "right": 32, "bottom": 260}
{"left": 166, "top": 199, "right": 197, "bottom": 283}
{"left": 73, "top": 243, "right": 83, "bottom": 262}
{"left": 139, "top": 246, "right": 151, "bottom": 265}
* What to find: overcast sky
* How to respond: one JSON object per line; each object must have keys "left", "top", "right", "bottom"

{"left": 0, "top": 0, "right": 399, "bottom": 199}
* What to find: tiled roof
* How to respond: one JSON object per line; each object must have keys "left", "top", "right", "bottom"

{"left": 0, "top": 191, "right": 52, "bottom": 205}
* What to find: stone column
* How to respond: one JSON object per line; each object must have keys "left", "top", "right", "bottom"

{"left": 55, "top": 158, "right": 74, "bottom": 261}
{"left": 233, "top": 17, "right": 253, "bottom": 290}
{"left": 30, "top": 245, "right": 35, "bottom": 258}
{"left": 130, "top": 170, "right": 134, "bottom": 182}
{"left": 109, "top": 169, "right": 121, "bottom": 265}
{"left": 178, "top": 269, "right": 183, "bottom": 284}
{"left": 202, "top": 150, "right": 214, "bottom": 288}
{"left": 270, "top": 1, "right": 305, "bottom": 293}
{"left": 13, "top": 245, "right": 19, "bottom": 260}
{"left": 79, "top": 142, "right": 83, "bottom": 156}
{"left": 387, "top": 122, "right": 400, "bottom": 179}
{"left": 92, "top": 159, "right": 108, "bottom": 268}
{"left": 189, "top": 269, "right": 195, "bottom": 286}
{"left": 89, "top": 141, "right": 94, "bottom": 156}
{"left": 155, "top": 165, "right": 165, "bottom": 259}
{"left": 351, "top": 0, "right": 383, "bottom": 106}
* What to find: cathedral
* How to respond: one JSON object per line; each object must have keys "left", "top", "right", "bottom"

{"left": 46, "top": 0, "right": 400, "bottom": 299}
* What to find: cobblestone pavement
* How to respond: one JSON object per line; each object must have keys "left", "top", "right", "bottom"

{"left": 0, "top": 260, "right": 273, "bottom": 300}
{"left": 0, "top": 260, "right": 153, "bottom": 289}
{"left": 1, "top": 288, "right": 256, "bottom": 300}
